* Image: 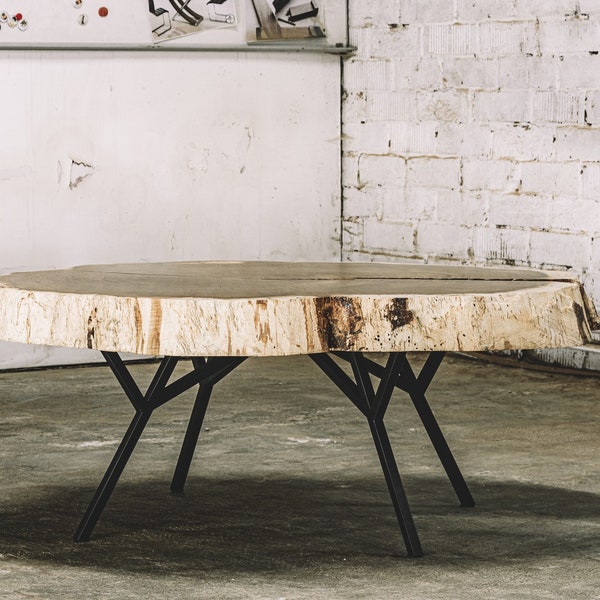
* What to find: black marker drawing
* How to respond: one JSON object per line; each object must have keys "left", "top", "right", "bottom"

{"left": 168, "top": 0, "right": 203, "bottom": 26}
{"left": 149, "top": 0, "right": 172, "bottom": 36}
{"left": 148, "top": 0, "right": 236, "bottom": 43}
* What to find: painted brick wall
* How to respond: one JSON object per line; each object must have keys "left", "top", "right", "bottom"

{"left": 342, "top": 0, "right": 600, "bottom": 305}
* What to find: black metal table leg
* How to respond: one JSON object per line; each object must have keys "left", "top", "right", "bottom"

{"left": 73, "top": 353, "right": 178, "bottom": 542}
{"left": 311, "top": 351, "right": 476, "bottom": 556}
{"left": 73, "top": 353, "right": 245, "bottom": 542}
{"left": 334, "top": 351, "right": 475, "bottom": 508}
{"left": 310, "top": 351, "right": 424, "bottom": 557}
{"left": 351, "top": 352, "right": 424, "bottom": 557}
{"left": 171, "top": 357, "right": 246, "bottom": 494}
{"left": 369, "top": 419, "right": 423, "bottom": 557}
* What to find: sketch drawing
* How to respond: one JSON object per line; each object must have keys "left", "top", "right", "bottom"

{"left": 148, "top": 0, "right": 237, "bottom": 43}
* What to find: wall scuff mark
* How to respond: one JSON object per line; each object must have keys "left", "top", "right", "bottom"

{"left": 239, "top": 126, "right": 254, "bottom": 174}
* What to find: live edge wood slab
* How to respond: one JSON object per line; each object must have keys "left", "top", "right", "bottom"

{"left": 0, "top": 261, "right": 597, "bottom": 357}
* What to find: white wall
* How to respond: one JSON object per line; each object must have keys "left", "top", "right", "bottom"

{"left": 14, "top": 1, "right": 600, "bottom": 371}
{"left": 342, "top": 0, "right": 600, "bottom": 310}
{"left": 0, "top": 50, "right": 342, "bottom": 368}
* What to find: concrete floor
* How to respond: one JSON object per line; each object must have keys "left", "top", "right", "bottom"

{"left": 0, "top": 354, "right": 598, "bottom": 599}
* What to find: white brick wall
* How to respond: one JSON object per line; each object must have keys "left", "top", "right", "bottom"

{"left": 343, "top": 0, "right": 600, "bottom": 305}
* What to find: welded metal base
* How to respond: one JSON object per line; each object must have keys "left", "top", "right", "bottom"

{"left": 311, "top": 351, "right": 474, "bottom": 557}
{"left": 74, "top": 351, "right": 473, "bottom": 557}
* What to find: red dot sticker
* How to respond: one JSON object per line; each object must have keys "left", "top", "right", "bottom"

{"left": 98, "top": 7, "right": 108, "bottom": 17}
{"left": 15, "top": 13, "right": 22, "bottom": 21}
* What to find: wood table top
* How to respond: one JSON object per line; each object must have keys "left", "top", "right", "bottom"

{"left": 0, "top": 261, "right": 596, "bottom": 357}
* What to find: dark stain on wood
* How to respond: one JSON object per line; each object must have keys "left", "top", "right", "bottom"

{"left": 315, "top": 296, "right": 363, "bottom": 349}
{"left": 148, "top": 299, "right": 163, "bottom": 352}
{"left": 254, "top": 299, "right": 271, "bottom": 345}
{"left": 87, "top": 307, "right": 97, "bottom": 349}
{"left": 133, "top": 300, "right": 144, "bottom": 353}
{"left": 385, "top": 298, "right": 414, "bottom": 330}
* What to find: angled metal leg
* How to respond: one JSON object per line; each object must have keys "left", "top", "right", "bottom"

{"left": 171, "top": 359, "right": 214, "bottom": 493}
{"left": 398, "top": 353, "right": 475, "bottom": 508}
{"left": 73, "top": 408, "right": 152, "bottom": 542}
{"left": 171, "top": 356, "right": 246, "bottom": 494}
{"left": 369, "top": 419, "right": 422, "bottom": 557}
{"left": 73, "top": 353, "right": 179, "bottom": 542}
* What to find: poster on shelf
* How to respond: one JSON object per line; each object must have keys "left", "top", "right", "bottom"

{"left": 245, "top": 0, "right": 327, "bottom": 45}
{"left": 0, "top": 0, "right": 346, "bottom": 48}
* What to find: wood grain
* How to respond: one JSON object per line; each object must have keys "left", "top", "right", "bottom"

{"left": 0, "top": 262, "right": 596, "bottom": 357}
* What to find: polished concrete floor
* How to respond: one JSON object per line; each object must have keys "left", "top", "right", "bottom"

{"left": 0, "top": 354, "right": 598, "bottom": 599}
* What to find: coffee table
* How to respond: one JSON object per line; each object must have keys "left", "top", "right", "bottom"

{"left": 0, "top": 261, "right": 596, "bottom": 557}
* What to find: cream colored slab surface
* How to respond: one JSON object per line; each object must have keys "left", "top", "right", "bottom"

{"left": 0, "top": 262, "right": 596, "bottom": 357}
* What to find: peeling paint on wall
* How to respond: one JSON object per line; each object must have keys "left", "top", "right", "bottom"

{"left": 69, "top": 158, "right": 94, "bottom": 190}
